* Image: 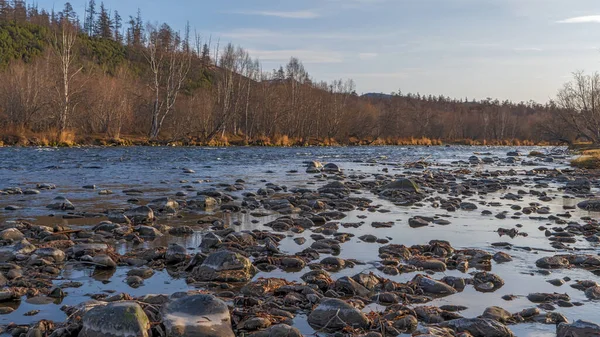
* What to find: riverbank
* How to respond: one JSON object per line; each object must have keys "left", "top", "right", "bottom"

{"left": 0, "top": 130, "right": 554, "bottom": 147}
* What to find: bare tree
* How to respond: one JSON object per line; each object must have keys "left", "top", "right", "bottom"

{"left": 144, "top": 23, "right": 191, "bottom": 140}
{"left": 554, "top": 71, "right": 600, "bottom": 144}
{"left": 51, "top": 18, "right": 82, "bottom": 136}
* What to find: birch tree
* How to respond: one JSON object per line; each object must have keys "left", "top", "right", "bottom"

{"left": 51, "top": 17, "right": 82, "bottom": 136}
{"left": 144, "top": 23, "right": 191, "bottom": 140}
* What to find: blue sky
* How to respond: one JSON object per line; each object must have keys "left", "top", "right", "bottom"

{"left": 40, "top": 0, "right": 600, "bottom": 102}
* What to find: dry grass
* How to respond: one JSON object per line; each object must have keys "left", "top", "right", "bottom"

{"left": 571, "top": 148, "right": 600, "bottom": 169}
{"left": 581, "top": 149, "right": 600, "bottom": 156}
{"left": 0, "top": 127, "right": 559, "bottom": 147}
{"left": 571, "top": 155, "right": 600, "bottom": 169}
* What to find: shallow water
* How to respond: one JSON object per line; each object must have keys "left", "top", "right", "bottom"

{"left": 0, "top": 145, "right": 597, "bottom": 336}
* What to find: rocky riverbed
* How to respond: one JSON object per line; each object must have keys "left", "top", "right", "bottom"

{"left": 0, "top": 146, "right": 599, "bottom": 337}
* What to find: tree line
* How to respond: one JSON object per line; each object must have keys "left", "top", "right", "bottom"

{"left": 0, "top": 0, "right": 592, "bottom": 146}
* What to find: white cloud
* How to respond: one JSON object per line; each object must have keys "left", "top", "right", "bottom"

{"left": 557, "top": 15, "right": 600, "bottom": 23}
{"left": 232, "top": 10, "right": 319, "bottom": 19}
{"left": 358, "top": 53, "right": 378, "bottom": 59}
{"left": 247, "top": 49, "right": 343, "bottom": 63}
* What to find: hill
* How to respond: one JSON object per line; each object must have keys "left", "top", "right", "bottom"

{"left": 0, "top": 1, "right": 576, "bottom": 146}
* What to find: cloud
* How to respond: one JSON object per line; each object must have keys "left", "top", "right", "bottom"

{"left": 358, "top": 53, "right": 378, "bottom": 59}
{"left": 247, "top": 49, "right": 343, "bottom": 63}
{"left": 513, "top": 47, "right": 543, "bottom": 52}
{"left": 557, "top": 15, "right": 600, "bottom": 23}
{"left": 231, "top": 10, "right": 319, "bottom": 19}
{"left": 347, "top": 72, "right": 409, "bottom": 79}
{"left": 220, "top": 28, "right": 400, "bottom": 41}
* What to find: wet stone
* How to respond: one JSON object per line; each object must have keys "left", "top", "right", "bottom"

{"left": 162, "top": 294, "right": 234, "bottom": 337}
{"left": 307, "top": 298, "right": 369, "bottom": 331}
{"left": 80, "top": 301, "right": 150, "bottom": 337}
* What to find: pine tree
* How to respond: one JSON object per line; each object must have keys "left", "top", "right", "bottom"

{"left": 0, "top": 0, "right": 11, "bottom": 21}
{"left": 201, "top": 43, "right": 210, "bottom": 65}
{"left": 84, "top": 0, "right": 95, "bottom": 36}
{"left": 134, "top": 8, "right": 143, "bottom": 45}
{"left": 12, "top": 0, "right": 26, "bottom": 22}
{"left": 127, "top": 8, "right": 143, "bottom": 46}
{"left": 95, "top": 2, "right": 112, "bottom": 39}
{"left": 113, "top": 10, "right": 122, "bottom": 42}
{"left": 61, "top": 2, "right": 76, "bottom": 23}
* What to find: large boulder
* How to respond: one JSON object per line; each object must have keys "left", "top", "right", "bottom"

{"left": 444, "top": 318, "right": 514, "bottom": 337}
{"left": 162, "top": 294, "right": 234, "bottom": 337}
{"left": 557, "top": 320, "right": 600, "bottom": 337}
{"left": 192, "top": 250, "right": 256, "bottom": 282}
{"left": 79, "top": 301, "right": 150, "bottom": 337}
{"left": 307, "top": 298, "right": 369, "bottom": 331}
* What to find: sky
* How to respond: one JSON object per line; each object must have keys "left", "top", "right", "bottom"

{"left": 39, "top": 0, "right": 600, "bottom": 103}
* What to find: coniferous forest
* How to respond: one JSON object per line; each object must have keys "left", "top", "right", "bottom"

{"left": 0, "top": 1, "right": 595, "bottom": 146}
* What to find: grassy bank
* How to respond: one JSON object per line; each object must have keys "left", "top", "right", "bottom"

{"left": 0, "top": 129, "right": 556, "bottom": 148}
{"left": 571, "top": 148, "right": 600, "bottom": 169}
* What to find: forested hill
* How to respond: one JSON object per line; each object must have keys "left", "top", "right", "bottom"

{"left": 0, "top": 1, "right": 578, "bottom": 146}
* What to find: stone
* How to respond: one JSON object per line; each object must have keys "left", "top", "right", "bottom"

{"left": 34, "top": 248, "right": 65, "bottom": 262}
{"left": 409, "top": 258, "right": 447, "bottom": 271}
{"left": 192, "top": 250, "right": 256, "bottom": 282}
{"left": 249, "top": 324, "right": 303, "bottom": 337}
{"left": 80, "top": 301, "right": 150, "bottom": 337}
{"left": 166, "top": 244, "right": 187, "bottom": 264}
{"left": 383, "top": 178, "right": 419, "bottom": 192}
{"left": 307, "top": 298, "right": 369, "bottom": 331}
{"left": 0, "top": 228, "right": 24, "bottom": 242}
{"left": 46, "top": 197, "right": 75, "bottom": 210}
{"left": 200, "top": 232, "right": 222, "bottom": 252}
{"left": 578, "top": 199, "right": 600, "bottom": 211}
{"left": 92, "top": 255, "right": 116, "bottom": 269}
{"left": 124, "top": 206, "right": 154, "bottom": 224}
{"left": 557, "top": 320, "right": 600, "bottom": 337}
{"left": 162, "top": 294, "right": 234, "bottom": 337}
{"left": 460, "top": 202, "right": 478, "bottom": 211}
{"left": 493, "top": 252, "right": 512, "bottom": 263}
{"left": 242, "top": 317, "right": 271, "bottom": 331}
{"left": 413, "top": 275, "right": 457, "bottom": 295}
{"left": 409, "top": 217, "right": 430, "bottom": 228}
{"left": 135, "top": 225, "right": 162, "bottom": 238}
{"left": 333, "top": 276, "right": 370, "bottom": 297}
{"left": 481, "top": 306, "right": 512, "bottom": 323}
{"left": 323, "top": 163, "right": 341, "bottom": 173}
{"left": 584, "top": 285, "right": 600, "bottom": 300}
{"left": 444, "top": 318, "right": 514, "bottom": 337}
{"left": 536, "top": 256, "right": 570, "bottom": 269}
{"left": 547, "top": 279, "right": 565, "bottom": 286}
